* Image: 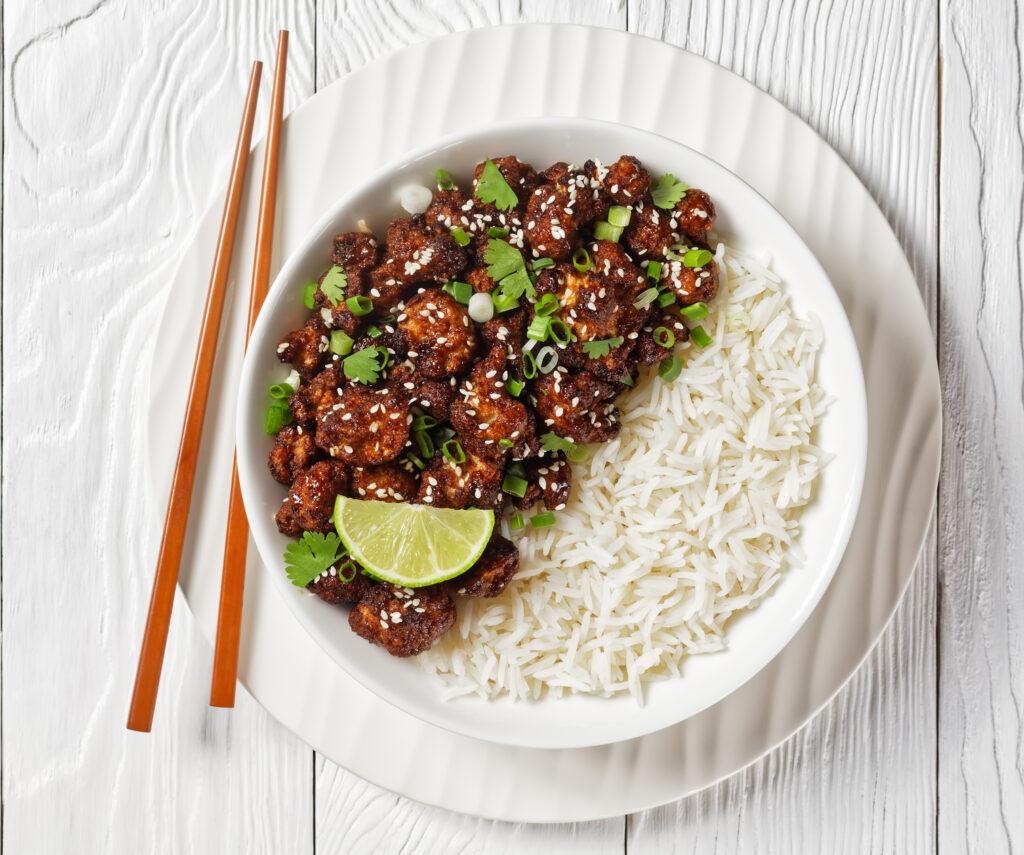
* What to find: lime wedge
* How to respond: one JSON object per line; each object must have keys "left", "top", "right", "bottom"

{"left": 333, "top": 496, "right": 494, "bottom": 587}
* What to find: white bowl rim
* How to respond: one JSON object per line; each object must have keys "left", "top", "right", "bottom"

{"left": 236, "top": 115, "right": 867, "bottom": 749}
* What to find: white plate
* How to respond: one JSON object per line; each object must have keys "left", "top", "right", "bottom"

{"left": 147, "top": 24, "right": 939, "bottom": 820}
{"left": 235, "top": 116, "right": 867, "bottom": 750}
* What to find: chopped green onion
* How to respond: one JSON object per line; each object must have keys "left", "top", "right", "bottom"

{"left": 607, "top": 205, "right": 632, "bottom": 228}
{"left": 531, "top": 511, "right": 556, "bottom": 528}
{"left": 507, "top": 461, "right": 526, "bottom": 478}
{"left": 502, "top": 473, "right": 528, "bottom": 498}
{"left": 346, "top": 295, "right": 373, "bottom": 316}
{"left": 690, "top": 325, "right": 712, "bottom": 347}
{"left": 319, "top": 265, "right": 348, "bottom": 306}
{"left": 593, "top": 221, "right": 623, "bottom": 242}
{"left": 509, "top": 512, "right": 526, "bottom": 530}
{"left": 531, "top": 257, "right": 555, "bottom": 271}
{"left": 415, "top": 430, "right": 434, "bottom": 458}
{"left": 522, "top": 352, "right": 538, "bottom": 379}
{"left": 679, "top": 301, "right": 709, "bottom": 321}
{"left": 487, "top": 226, "right": 509, "bottom": 238}
{"left": 633, "top": 287, "right": 660, "bottom": 309}
{"left": 302, "top": 281, "right": 318, "bottom": 309}
{"left": 620, "top": 372, "right": 635, "bottom": 387}
{"left": 539, "top": 431, "right": 589, "bottom": 463}
{"left": 406, "top": 452, "right": 426, "bottom": 470}
{"left": 451, "top": 227, "right": 471, "bottom": 247}
{"left": 268, "top": 382, "right": 294, "bottom": 400}
{"left": 656, "top": 290, "right": 677, "bottom": 308}
{"left": 264, "top": 403, "right": 293, "bottom": 435}
{"left": 658, "top": 354, "right": 683, "bottom": 382}
{"left": 653, "top": 326, "right": 676, "bottom": 348}
{"left": 330, "top": 330, "right": 354, "bottom": 356}
{"left": 492, "top": 290, "right": 520, "bottom": 313}
{"left": 534, "top": 292, "right": 559, "bottom": 316}
{"left": 366, "top": 325, "right": 382, "bottom": 338}
{"left": 507, "top": 378, "right": 525, "bottom": 397}
{"left": 572, "top": 247, "right": 593, "bottom": 272}
{"left": 683, "top": 248, "right": 713, "bottom": 268}
{"left": 442, "top": 280, "right": 473, "bottom": 305}
{"left": 435, "top": 168, "right": 455, "bottom": 190}
{"left": 498, "top": 438, "right": 514, "bottom": 448}
{"left": 338, "top": 561, "right": 358, "bottom": 584}
{"left": 646, "top": 260, "right": 662, "bottom": 281}
{"left": 526, "top": 315, "right": 551, "bottom": 342}
{"left": 548, "top": 318, "right": 572, "bottom": 345}
{"left": 412, "top": 414, "right": 438, "bottom": 431}
{"left": 441, "top": 438, "right": 466, "bottom": 464}
{"left": 535, "top": 345, "right": 558, "bottom": 373}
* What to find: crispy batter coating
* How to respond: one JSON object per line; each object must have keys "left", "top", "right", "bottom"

{"left": 479, "top": 307, "right": 528, "bottom": 353}
{"left": 315, "top": 382, "right": 411, "bottom": 466}
{"left": 531, "top": 368, "right": 620, "bottom": 444}
{"left": 396, "top": 288, "right": 477, "bottom": 379}
{"left": 465, "top": 265, "right": 498, "bottom": 294}
{"left": 449, "top": 347, "right": 532, "bottom": 460}
{"left": 275, "top": 460, "right": 349, "bottom": 536}
{"left": 448, "top": 533, "right": 519, "bottom": 597}
{"left": 624, "top": 196, "right": 674, "bottom": 260}
{"left": 278, "top": 316, "right": 330, "bottom": 380}
{"left": 674, "top": 188, "right": 716, "bottom": 242}
{"left": 417, "top": 451, "right": 505, "bottom": 511}
{"left": 368, "top": 216, "right": 467, "bottom": 310}
{"left": 524, "top": 163, "right": 607, "bottom": 261}
{"left": 662, "top": 246, "right": 719, "bottom": 306}
{"left": 351, "top": 463, "right": 418, "bottom": 503}
{"left": 289, "top": 365, "right": 341, "bottom": 425}
{"left": 307, "top": 569, "right": 377, "bottom": 604}
{"left": 513, "top": 454, "right": 572, "bottom": 511}
{"left": 634, "top": 311, "right": 690, "bottom": 365}
{"left": 268, "top": 424, "right": 320, "bottom": 485}
{"left": 603, "top": 155, "right": 650, "bottom": 205}
{"left": 349, "top": 583, "right": 456, "bottom": 656}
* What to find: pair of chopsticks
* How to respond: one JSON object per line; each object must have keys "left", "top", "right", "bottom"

{"left": 127, "top": 30, "right": 289, "bottom": 732}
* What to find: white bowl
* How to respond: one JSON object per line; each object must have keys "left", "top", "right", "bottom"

{"left": 236, "top": 117, "right": 866, "bottom": 750}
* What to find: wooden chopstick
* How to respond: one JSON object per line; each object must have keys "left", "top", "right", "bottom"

{"left": 127, "top": 61, "right": 264, "bottom": 733}
{"left": 209, "top": 30, "right": 289, "bottom": 708}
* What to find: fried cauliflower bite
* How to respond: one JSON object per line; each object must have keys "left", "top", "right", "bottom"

{"left": 513, "top": 454, "right": 572, "bottom": 511}
{"left": 523, "top": 162, "right": 608, "bottom": 261}
{"left": 531, "top": 368, "right": 620, "bottom": 445}
{"left": 674, "top": 187, "right": 716, "bottom": 243}
{"left": 350, "top": 462, "right": 418, "bottom": 503}
{"left": 479, "top": 307, "right": 528, "bottom": 352}
{"left": 473, "top": 155, "right": 541, "bottom": 204}
{"left": 349, "top": 583, "right": 456, "bottom": 657}
{"left": 416, "top": 450, "right": 505, "bottom": 511}
{"left": 447, "top": 532, "right": 519, "bottom": 598}
{"left": 395, "top": 289, "right": 477, "bottom": 379}
{"left": 288, "top": 365, "right": 342, "bottom": 425}
{"left": 268, "top": 425, "right": 320, "bottom": 485}
{"left": 449, "top": 347, "right": 533, "bottom": 460}
{"left": 307, "top": 569, "right": 377, "bottom": 605}
{"left": 623, "top": 196, "right": 674, "bottom": 260}
{"left": 603, "top": 155, "right": 651, "bottom": 205}
{"left": 633, "top": 310, "right": 690, "bottom": 366}
{"left": 315, "top": 382, "right": 411, "bottom": 466}
{"left": 313, "top": 231, "right": 381, "bottom": 334}
{"left": 368, "top": 216, "right": 468, "bottom": 311}
{"left": 277, "top": 315, "right": 330, "bottom": 380}
{"left": 661, "top": 245, "right": 720, "bottom": 306}
{"left": 274, "top": 460, "right": 349, "bottom": 536}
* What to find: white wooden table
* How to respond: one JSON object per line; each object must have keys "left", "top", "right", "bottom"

{"left": 4, "top": 1, "right": 1020, "bottom": 852}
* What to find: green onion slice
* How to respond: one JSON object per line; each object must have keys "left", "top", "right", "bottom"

{"left": 633, "top": 287, "right": 660, "bottom": 309}
{"left": 572, "top": 247, "right": 592, "bottom": 272}
{"left": 531, "top": 257, "right": 555, "bottom": 271}
{"left": 509, "top": 512, "right": 526, "bottom": 530}
{"left": 406, "top": 452, "right": 426, "bottom": 470}
{"left": 531, "top": 511, "right": 556, "bottom": 528}
{"left": 302, "top": 281, "right": 318, "bottom": 310}
{"left": 548, "top": 318, "right": 572, "bottom": 345}
{"left": 653, "top": 326, "right": 676, "bottom": 348}
{"left": 593, "top": 221, "right": 623, "bottom": 243}
{"left": 435, "top": 168, "right": 455, "bottom": 190}
{"left": 330, "top": 331, "right": 353, "bottom": 356}
{"left": 506, "top": 378, "right": 525, "bottom": 397}
{"left": 534, "top": 293, "right": 559, "bottom": 316}
{"left": 346, "top": 295, "right": 373, "bottom": 316}
{"left": 498, "top": 438, "right": 513, "bottom": 448}
{"left": 526, "top": 315, "right": 551, "bottom": 342}
{"left": 690, "top": 325, "right": 712, "bottom": 348}
{"left": 646, "top": 260, "right": 662, "bottom": 281}
{"left": 492, "top": 290, "right": 520, "bottom": 313}
{"left": 338, "top": 561, "right": 358, "bottom": 584}
{"left": 268, "top": 382, "right": 294, "bottom": 400}
{"left": 683, "top": 248, "right": 713, "bottom": 268}
{"left": 502, "top": 473, "right": 528, "bottom": 498}
{"left": 656, "top": 290, "right": 677, "bottom": 308}
{"left": 450, "top": 227, "right": 471, "bottom": 247}
{"left": 607, "top": 205, "right": 632, "bottom": 228}
{"left": 441, "top": 438, "right": 466, "bottom": 464}
{"left": 487, "top": 226, "right": 509, "bottom": 238}
{"left": 264, "top": 403, "right": 294, "bottom": 435}
{"left": 522, "top": 352, "right": 538, "bottom": 379}
{"left": 658, "top": 354, "right": 683, "bottom": 382}
{"left": 442, "top": 280, "right": 473, "bottom": 305}
{"left": 535, "top": 345, "right": 559, "bottom": 374}
{"left": 412, "top": 414, "right": 438, "bottom": 431}
{"left": 679, "top": 301, "right": 709, "bottom": 321}
{"left": 414, "top": 430, "right": 434, "bottom": 458}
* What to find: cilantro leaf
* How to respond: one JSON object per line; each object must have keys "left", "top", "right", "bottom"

{"left": 581, "top": 336, "right": 624, "bottom": 360}
{"left": 651, "top": 173, "right": 690, "bottom": 209}
{"left": 539, "top": 431, "right": 589, "bottom": 463}
{"left": 283, "top": 531, "right": 347, "bottom": 587}
{"left": 484, "top": 238, "right": 526, "bottom": 281}
{"left": 320, "top": 265, "right": 348, "bottom": 307}
{"left": 474, "top": 159, "right": 519, "bottom": 211}
{"left": 343, "top": 345, "right": 387, "bottom": 384}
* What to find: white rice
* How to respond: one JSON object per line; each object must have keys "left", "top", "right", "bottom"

{"left": 418, "top": 242, "right": 831, "bottom": 703}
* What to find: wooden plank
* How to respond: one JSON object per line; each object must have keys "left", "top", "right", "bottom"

{"left": 1, "top": 3, "right": 317, "bottom": 852}
{"left": 312, "top": 3, "right": 629, "bottom": 851}
{"left": 939, "top": 1, "right": 1024, "bottom": 852}
{"left": 627, "top": 1, "right": 939, "bottom": 852}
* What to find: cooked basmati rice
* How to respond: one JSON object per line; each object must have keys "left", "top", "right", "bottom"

{"left": 418, "top": 242, "right": 830, "bottom": 703}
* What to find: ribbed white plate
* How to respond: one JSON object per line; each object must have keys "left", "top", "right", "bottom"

{"left": 147, "top": 24, "right": 940, "bottom": 821}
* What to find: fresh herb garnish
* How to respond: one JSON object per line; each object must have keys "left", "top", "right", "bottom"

{"left": 581, "top": 336, "right": 624, "bottom": 360}
{"left": 283, "top": 531, "right": 348, "bottom": 588}
{"left": 319, "top": 265, "right": 348, "bottom": 307}
{"left": 343, "top": 345, "right": 388, "bottom": 384}
{"left": 474, "top": 159, "right": 518, "bottom": 211}
{"left": 651, "top": 173, "right": 690, "bottom": 209}
{"left": 540, "top": 431, "right": 589, "bottom": 462}
{"left": 484, "top": 238, "right": 526, "bottom": 281}
{"left": 302, "top": 281, "right": 318, "bottom": 309}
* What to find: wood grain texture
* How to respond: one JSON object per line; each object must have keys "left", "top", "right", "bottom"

{"left": 2, "top": 2, "right": 316, "bottom": 853}
{"left": 940, "top": 1, "right": 1024, "bottom": 852}
{"left": 628, "top": 2, "right": 939, "bottom": 851}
